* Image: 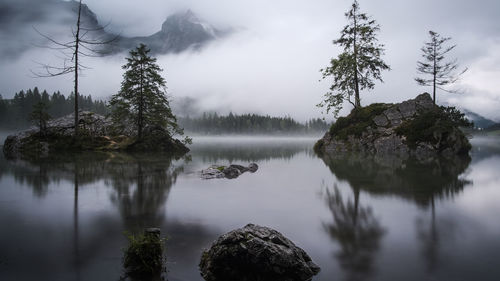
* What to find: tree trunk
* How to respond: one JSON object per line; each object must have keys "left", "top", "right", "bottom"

{"left": 138, "top": 64, "right": 144, "bottom": 140}
{"left": 353, "top": 188, "right": 360, "bottom": 227}
{"left": 353, "top": 6, "right": 361, "bottom": 108}
{"left": 74, "top": 0, "right": 82, "bottom": 136}
{"left": 432, "top": 42, "right": 437, "bottom": 104}
{"left": 354, "top": 68, "right": 361, "bottom": 108}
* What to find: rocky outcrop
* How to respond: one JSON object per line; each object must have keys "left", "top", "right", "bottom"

{"left": 199, "top": 224, "right": 320, "bottom": 281}
{"left": 315, "top": 93, "right": 471, "bottom": 159}
{"left": 45, "top": 111, "right": 112, "bottom": 136}
{"left": 3, "top": 112, "right": 189, "bottom": 159}
{"left": 201, "top": 163, "right": 258, "bottom": 179}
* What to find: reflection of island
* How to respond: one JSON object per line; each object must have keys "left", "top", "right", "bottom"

{"left": 1, "top": 152, "right": 189, "bottom": 280}
{"left": 5, "top": 152, "right": 186, "bottom": 228}
{"left": 320, "top": 152, "right": 472, "bottom": 280}
{"left": 320, "top": 153, "right": 472, "bottom": 207}
{"left": 323, "top": 185, "right": 385, "bottom": 281}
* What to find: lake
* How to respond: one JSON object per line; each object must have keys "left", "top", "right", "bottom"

{"left": 0, "top": 136, "right": 499, "bottom": 281}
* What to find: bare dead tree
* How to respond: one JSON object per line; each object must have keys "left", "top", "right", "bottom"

{"left": 31, "top": 0, "right": 116, "bottom": 136}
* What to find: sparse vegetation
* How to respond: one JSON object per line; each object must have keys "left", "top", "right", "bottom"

{"left": 395, "top": 106, "right": 472, "bottom": 150}
{"left": 29, "top": 101, "right": 51, "bottom": 135}
{"left": 415, "top": 31, "right": 467, "bottom": 103}
{"left": 123, "top": 231, "right": 166, "bottom": 278}
{"left": 329, "top": 103, "right": 390, "bottom": 140}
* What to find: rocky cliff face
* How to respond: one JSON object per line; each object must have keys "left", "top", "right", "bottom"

{"left": 315, "top": 93, "right": 471, "bottom": 159}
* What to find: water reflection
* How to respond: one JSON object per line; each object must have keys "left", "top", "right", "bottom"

{"left": 190, "top": 137, "right": 314, "bottom": 162}
{"left": 323, "top": 185, "right": 385, "bottom": 281}
{"left": 470, "top": 136, "right": 500, "bottom": 163}
{"left": 320, "top": 152, "right": 473, "bottom": 280}
{"left": 0, "top": 152, "right": 188, "bottom": 281}
{"left": 320, "top": 153, "right": 472, "bottom": 207}
{"left": 106, "top": 156, "right": 184, "bottom": 232}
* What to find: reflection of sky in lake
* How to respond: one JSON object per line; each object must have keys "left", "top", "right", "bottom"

{"left": 0, "top": 136, "right": 499, "bottom": 281}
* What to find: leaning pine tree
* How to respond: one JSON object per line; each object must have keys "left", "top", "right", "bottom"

{"left": 319, "top": 0, "right": 390, "bottom": 117}
{"left": 110, "top": 44, "right": 183, "bottom": 141}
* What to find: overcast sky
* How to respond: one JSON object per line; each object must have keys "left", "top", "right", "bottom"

{"left": 1, "top": 0, "right": 499, "bottom": 121}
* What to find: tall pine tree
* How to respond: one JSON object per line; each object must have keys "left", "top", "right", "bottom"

{"left": 415, "top": 31, "right": 467, "bottom": 104}
{"left": 110, "top": 44, "right": 181, "bottom": 139}
{"left": 319, "top": 0, "right": 390, "bottom": 117}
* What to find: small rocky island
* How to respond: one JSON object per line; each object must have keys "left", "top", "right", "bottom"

{"left": 201, "top": 163, "right": 259, "bottom": 179}
{"left": 199, "top": 224, "right": 320, "bottom": 281}
{"left": 2, "top": 111, "right": 189, "bottom": 159}
{"left": 315, "top": 93, "right": 472, "bottom": 159}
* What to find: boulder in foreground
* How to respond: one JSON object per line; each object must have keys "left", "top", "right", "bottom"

{"left": 199, "top": 224, "right": 320, "bottom": 281}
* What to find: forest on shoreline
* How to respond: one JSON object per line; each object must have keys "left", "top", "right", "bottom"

{"left": 0, "top": 87, "right": 329, "bottom": 135}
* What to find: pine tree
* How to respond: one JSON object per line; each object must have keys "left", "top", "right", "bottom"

{"left": 415, "top": 31, "right": 467, "bottom": 104}
{"left": 29, "top": 101, "right": 51, "bottom": 135}
{"left": 319, "top": 0, "right": 390, "bottom": 117}
{"left": 110, "top": 44, "right": 181, "bottom": 140}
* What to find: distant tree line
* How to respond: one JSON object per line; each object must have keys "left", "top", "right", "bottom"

{"left": 178, "top": 112, "right": 329, "bottom": 135}
{"left": 0, "top": 87, "right": 108, "bottom": 130}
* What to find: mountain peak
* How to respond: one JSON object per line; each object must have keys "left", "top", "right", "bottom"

{"left": 162, "top": 9, "right": 207, "bottom": 31}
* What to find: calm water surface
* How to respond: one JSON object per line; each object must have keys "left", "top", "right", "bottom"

{"left": 0, "top": 136, "right": 499, "bottom": 281}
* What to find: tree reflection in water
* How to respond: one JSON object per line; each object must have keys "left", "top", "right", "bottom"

{"left": 2, "top": 152, "right": 186, "bottom": 280}
{"left": 323, "top": 184, "right": 385, "bottom": 281}
{"left": 320, "top": 152, "right": 472, "bottom": 280}
{"left": 105, "top": 154, "right": 185, "bottom": 232}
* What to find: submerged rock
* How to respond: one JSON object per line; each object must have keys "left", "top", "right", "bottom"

{"left": 315, "top": 93, "right": 471, "bottom": 158}
{"left": 201, "top": 163, "right": 259, "bottom": 179}
{"left": 199, "top": 224, "right": 320, "bottom": 281}
{"left": 201, "top": 165, "right": 226, "bottom": 179}
{"left": 123, "top": 228, "right": 165, "bottom": 279}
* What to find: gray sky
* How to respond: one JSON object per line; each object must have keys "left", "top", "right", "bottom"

{"left": 1, "top": 0, "right": 499, "bottom": 121}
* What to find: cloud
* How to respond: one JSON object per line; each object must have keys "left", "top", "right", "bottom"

{"left": 1, "top": 0, "right": 500, "bottom": 121}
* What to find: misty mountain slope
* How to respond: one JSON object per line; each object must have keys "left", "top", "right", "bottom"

{"left": 113, "top": 10, "right": 222, "bottom": 54}
{"left": 464, "top": 110, "right": 497, "bottom": 129}
{"left": 0, "top": 0, "right": 225, "bottom": 59}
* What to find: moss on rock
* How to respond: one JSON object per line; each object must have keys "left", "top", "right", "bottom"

{"left": 329, "top": 103, "right": 391, "bottom": 140}
{"left": 316, "top": 93, "right": 472, "bottom": 158}
{"left": 123, "top": 229, "right": 166, "bottom": 278}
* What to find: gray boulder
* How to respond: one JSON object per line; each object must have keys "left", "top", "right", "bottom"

{"left": 201, "top": 166, "right": 226, "bottom": 179}
{"left": 222, "top": 165, "right": 242, "bottom": 179}
{"left": 199, "top": 224, "right": 320, "bottom": 281}
{"left": 201, "top": 163, "right": 259, "bottom": 179}
{"left": 248, "top": 163, "right": 259, "bottom": 172}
